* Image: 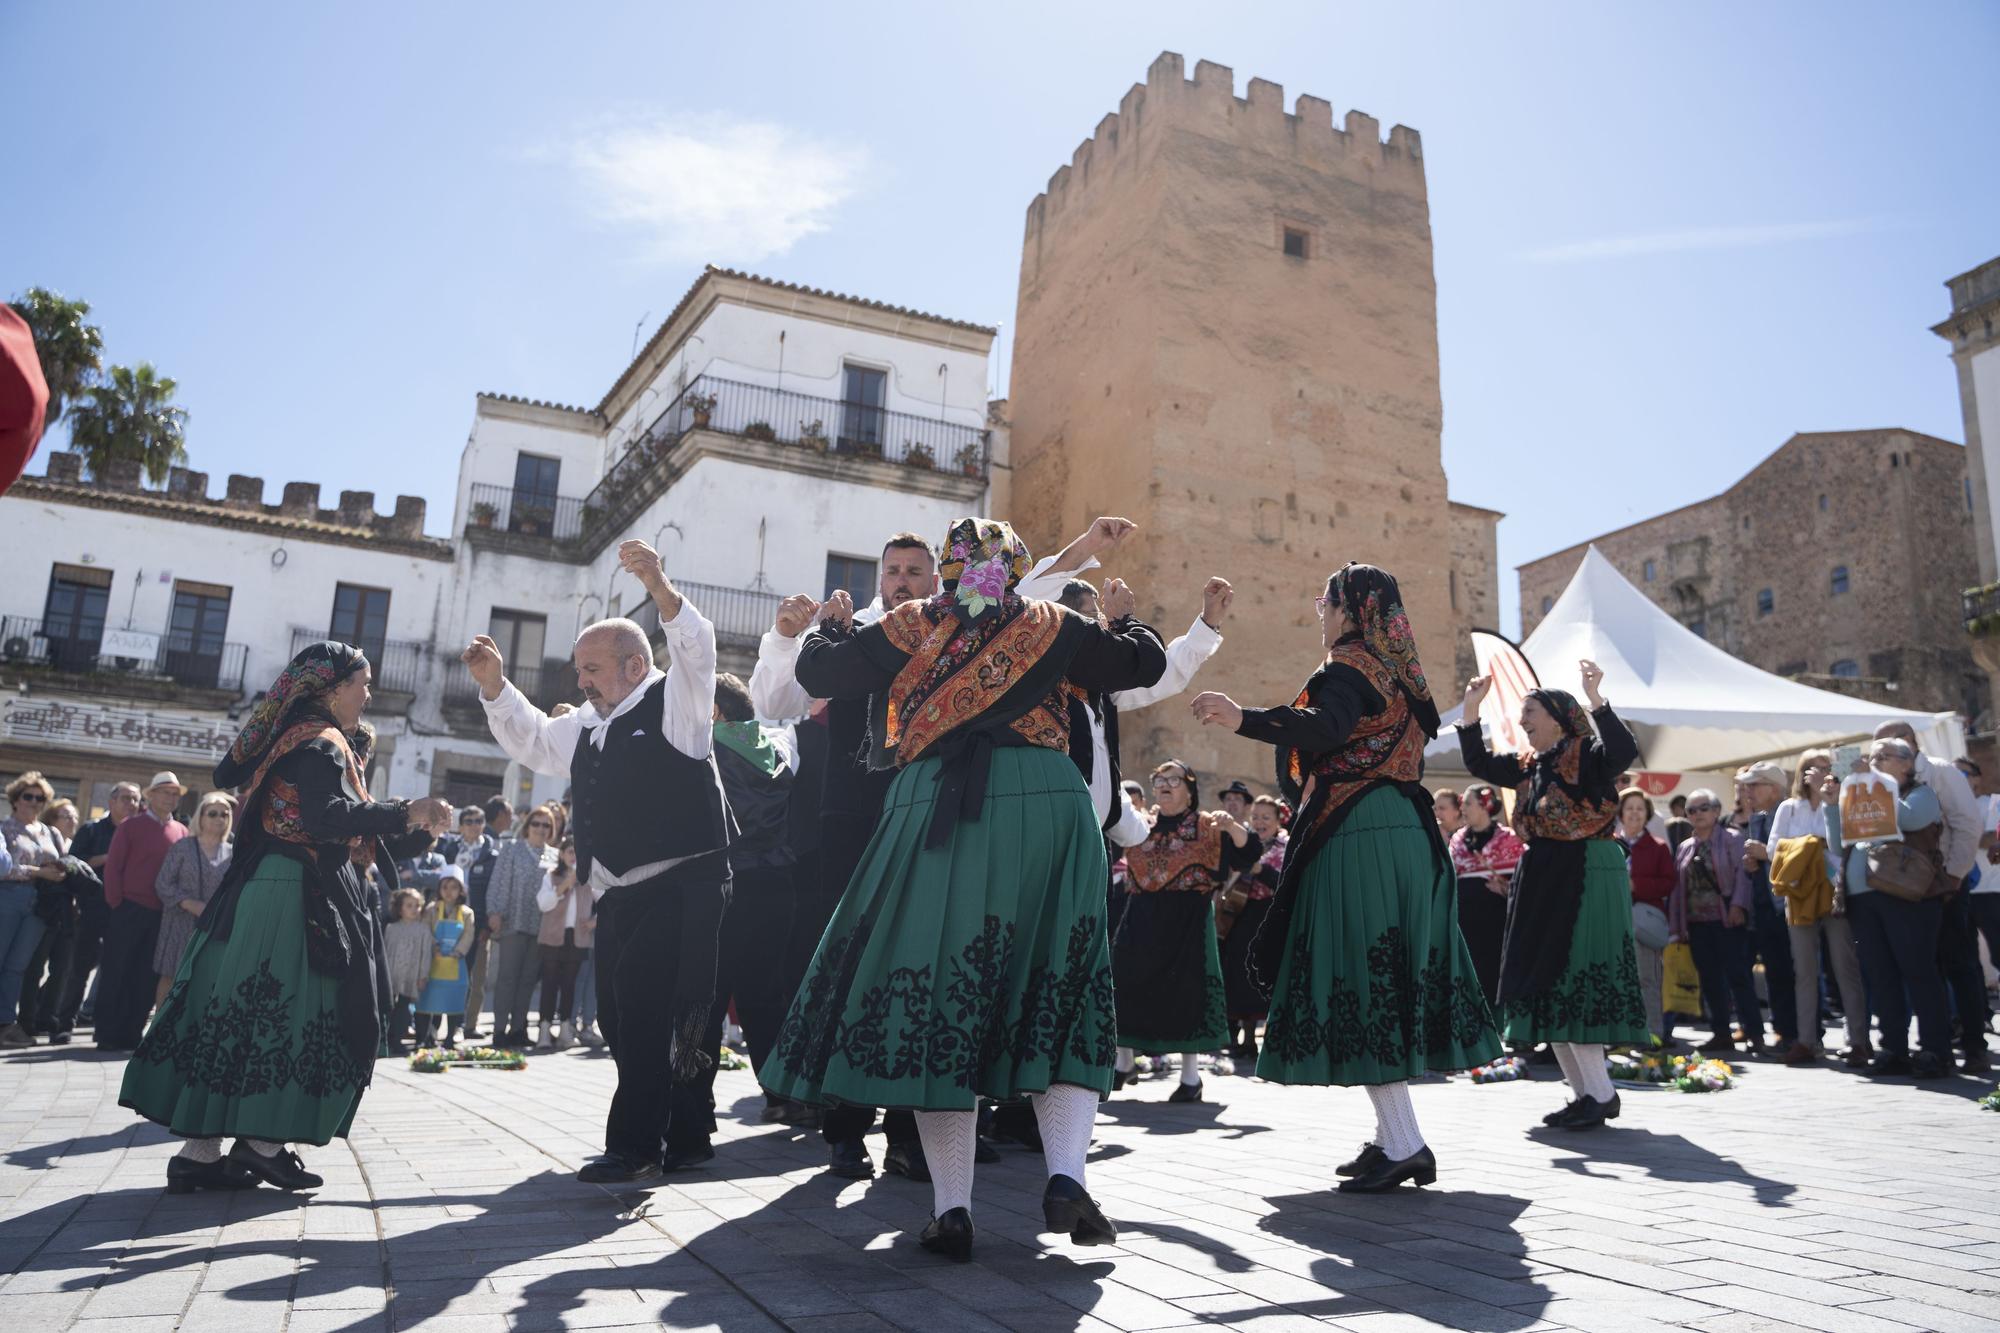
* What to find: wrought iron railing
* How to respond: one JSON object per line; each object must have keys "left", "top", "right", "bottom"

{"left": 442, "top": 659, "right": 579, "bottom": 713}
{"left": 0, "top": 614, "right": 248, "bottom": 692}
{"left": 466, "top": 483, "right": 589, "bottom": 543}
{"left": 580, "top": 374, "right": 989, "bottom": 546}
{"left": 288, "top": 627, "right": 429, "bottom": 694}
{"left": 669, "top": 580, "right": 784, "bottom": 648}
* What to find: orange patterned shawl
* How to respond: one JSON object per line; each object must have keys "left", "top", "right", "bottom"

{"left": 878, "top": 597, "right": 1072, "bottom": 765}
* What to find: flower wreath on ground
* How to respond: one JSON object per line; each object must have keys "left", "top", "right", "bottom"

{"left": 408, "top": 1046, "right": 528, "bottom": 1073}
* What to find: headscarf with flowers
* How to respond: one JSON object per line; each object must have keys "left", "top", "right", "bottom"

{"left": 1326, "top": 563, "right": 1441, "bottom": 737}
{"left": 939, "top": 517, "right": 1035, "bottom": 623}
{"left": 216, "top": 642, "right": 367, "bottom": 788}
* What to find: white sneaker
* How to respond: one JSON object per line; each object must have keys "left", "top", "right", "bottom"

{"left": 579, "top": 1021, "right": 604, "bottom": 1048}
{"left": 536, "top": 1023, "right": 553, "bottom": 1050}
{"left": 554, "top": 1021, "right": 575, "bottom": 1051}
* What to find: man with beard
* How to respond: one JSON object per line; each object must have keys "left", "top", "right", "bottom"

{"left": 466, "top": 538, "right": 729, "bottom": 1183}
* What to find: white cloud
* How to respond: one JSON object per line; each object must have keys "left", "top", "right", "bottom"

{"left": 1519, "top": 218, "right": 1881, "bottom": 264}
{"left": 560, "top": 113, "right": 868, "bottom": 264}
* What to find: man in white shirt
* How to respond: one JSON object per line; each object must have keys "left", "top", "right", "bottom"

{"left": 464, "top": 538, "right": 731, "bottom": 1183}
{"left": 1875, "top": 721, "right": 1990, "bottom": 1072}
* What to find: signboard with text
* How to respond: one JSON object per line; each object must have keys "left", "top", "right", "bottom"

{"left": 1, "top": 697, "right": 239, "bottom": 765}
{"left": 99, "top": 628, "right": 161, "bottom": 661}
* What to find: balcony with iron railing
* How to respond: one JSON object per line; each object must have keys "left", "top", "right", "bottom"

{"left": 0, "top": 614, "right": 250, "bottom": 696}
{"left": 441, "top": 658, "right": 580, "bottom": 715}
{"left": 629, "top": 580, "right": 784, "bottom": 653}
{"left": 288, "top": 627, "right": 430, "bottom": 697}
{"left": 464, "top": 484, "right": 591, "bottom": 546}
{"left": 577, "top": 374, "right": 989, "bottom": 554}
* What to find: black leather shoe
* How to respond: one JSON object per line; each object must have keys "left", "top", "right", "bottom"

{"left": 1911, "top": 1053, "right": 1949, "bottom": 1080}
{"left": 1697, "top": 1035, "right": 1735, "bottom": 1053}
{"left": 1867, "top": 1052, "right": 1913, "bottom": 1077}
{"left": 577, "top": 1154, "right": 663, "bottom": 1184}
{"left": 1167, "top": 1079, "right": 1203, "bottom": 1104}
{"left": 1042, "top": 1173, "right": 1116, "bottom": 1245}
{"left": 1336, "top": 1143, "right": 1386, "bottom": 1178}
{"left": 1960, "top": 1048, "right": 1992, "bottom": 1075}
{"left": 1111, "top": 1067, "right": 1137, "bottom": 1093}
{"left": 663, "top": 1143, "right": 716, "bottom": 1171}
{"left": 827, "top": 1140, "right": 874, "bottom": 1180}
{"left": 47, "top": 1029, "right": 72, "bottom": 1046}
{"left": 919, "top": 1207, "right": 975, "bottom": 1262}
{"left": 1541, "top": 1099, "right": 1583, "bottom": 1127}
{"left": 166, "top": 1156, "right": 258, "bottom": 1194}
{"left": 227, "top": 1142, "right": 324, "bottom": 1191}
{"left": 883, "top": 1140, "right": 931, "bottom": 1182}
{"left": 1337, "top": 1145, "right": 1437, "bottom": 1193}
{"left": 1559, "top": 1094, "right": 1619, "bottom": 1130}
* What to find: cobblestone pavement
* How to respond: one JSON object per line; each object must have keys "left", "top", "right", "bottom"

{"left": 4, "top": 1041, "right": 1998, "bottom": 1332}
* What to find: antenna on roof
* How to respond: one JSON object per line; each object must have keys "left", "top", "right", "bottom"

{"left": 631, "top": 311, "right": 651, "bottom": 362}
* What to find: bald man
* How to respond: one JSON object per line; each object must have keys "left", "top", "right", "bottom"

{"left": 465, "top": 538, "right": 733, "bottom": 1182}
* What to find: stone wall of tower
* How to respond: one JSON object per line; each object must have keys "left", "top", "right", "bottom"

{"left": 1008, "top": 52, "right": 1450, "bottom": 787}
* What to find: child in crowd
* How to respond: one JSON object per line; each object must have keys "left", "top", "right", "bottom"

{"left": 414, "top": 865, "right": 476, "bottom": 1048}
{"left": 381, "top": 887, "right": 432, "bottom": 1054}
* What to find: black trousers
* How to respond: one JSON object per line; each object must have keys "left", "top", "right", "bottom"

{"left": 94, "top": 901, "right": 162, "bottom": 1048}
{"left": 1687, "top": 920, "right": 1763, "bottom": 1039}
{"left": 1937, "top": 891, "right": 1991, "bottom": 1054}
{"left": 595, "top": 863, "right": 728, "bottom": 1163}
{"left": 1849, "top": 892, "right": 1950, "bottom": 1057}
{"left": 52, "top": 887, "right": 109, "bottom": 1030}
{"left": 20, "top": 909, "right": 72, "bottom": 1031}
{"left": 1750, "top": 885, "right": 1798, "bottom": 1042}
{"left": 702, "top": 864, "right": 795, "bottom": 1089}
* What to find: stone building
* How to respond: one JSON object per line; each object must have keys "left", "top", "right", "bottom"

{"left": 1934, "top": 256, "right": 2000, "bottom": 583}
{"left": 1518, "top": 429, "right": 1985, "bottom": 724}
{"left": 1004, "top": 52, "right": 1495, "bottom": 786}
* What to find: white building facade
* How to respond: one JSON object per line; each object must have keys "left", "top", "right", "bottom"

{"left": 1937, "top": 255, "right": 2000, "bottom": 584}
{"left": 1, "top": 267, "right": 1000, "bottom": 816}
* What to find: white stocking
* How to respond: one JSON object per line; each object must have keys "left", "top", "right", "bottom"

{"left": 1030, "top": 1083, "right": 1098, "bottom": 1184}
{"left": 911, "top": 1110, "right": 976, "bottom": 1216}
{"left": 1115, "top": 1046, "right": 1134, "bottom": 1074}
{"left": 1568, "top": 1043, "right": 1615, "bottom": 1102}
{"left": 1550, "top": 1042, "right": 1583, "bottom": 1092}
{"left": 1364, "top": 1082, "right": 1426, "bottom": 1160}
{"left": 176, "top": 1137, "right": 223, "bottom": 1163}
{"left": 245, "top": 1138, "right": 285, "bottom": 1157}
{"left": 1180, "top": 1052, "right": 1202, "bottom": 1086}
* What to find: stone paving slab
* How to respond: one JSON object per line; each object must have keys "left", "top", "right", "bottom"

{"left": 4, "top": 1040, "right": 1997, "bottom": 1332}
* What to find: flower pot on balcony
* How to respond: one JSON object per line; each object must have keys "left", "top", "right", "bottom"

{"left": 799, "top": 420, "right": 829, "bottom": 452}
{"left": 743, "top": 421, "right": 777, "bottom": 443}
{"left": 955, "top": 444, "right": 983, "bottom": 476}
{"left": 472, "top": 503, "right": 497, "bottom": 528}
{"left": 692, "top": 409, "right": 711, "bottom": 429}
{"left": 905, "top": 443, "right": 935, "bottom": 470}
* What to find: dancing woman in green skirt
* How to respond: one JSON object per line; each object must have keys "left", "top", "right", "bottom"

{"left": 120, "top": 643, "right": 452, "bottom": 1193}
{"left": 1190, "top": 564, "right": 1500, "bottom": 1193}
{"left": 1457, "top": 661, "right": 1649, "bottom": 1131}
{"left": 760, "top": 518, "right": 1167, "bottom": 1262}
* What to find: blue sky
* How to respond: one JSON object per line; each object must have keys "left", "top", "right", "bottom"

{"left": 6, "top": 2, "right": 1995, "bottom": 634}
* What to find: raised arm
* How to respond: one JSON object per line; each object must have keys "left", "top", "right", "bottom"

{"left": 1063, "top": 605, "right": 1168, "bottom": 695}
{"left": 794, "top": 613, "right": 908, "bottom": 700}
{"left": 465, "top": 634, "right": 587, "bottom": 779}
{"left": 1113, "top": 581, "right": 1227, "bottom": 711}
{"left": 750, "top": 594, "right": 821, "bottom": 719}
{"left": 618, "top": 538, "right": 719, "bottom": 760}
{"left": 1229, "top": 664, "right": 1382, "bottom": 753}
{"left": 1453, "top": 673, "right": 1528, "bottom": 788}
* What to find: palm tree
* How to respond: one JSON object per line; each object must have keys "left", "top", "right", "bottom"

{"left": 66, "top": 362, "right": 189, "bottom": 485}
{"left": 6, "top": 288, "right": 104, "bottom": 430}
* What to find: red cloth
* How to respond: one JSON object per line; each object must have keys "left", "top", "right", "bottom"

{"left": 0, "top": 305, "right": 49, "bottom": 497}
{"left": 1623, "top": 830, "right": 1677, "bottom": 907}
{"left": 104, "top": 811, "right": 186, "bottom": 912}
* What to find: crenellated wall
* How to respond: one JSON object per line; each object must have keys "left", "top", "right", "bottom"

{"left": 1006, "top": 51, "right": 1451, "bottom": 791}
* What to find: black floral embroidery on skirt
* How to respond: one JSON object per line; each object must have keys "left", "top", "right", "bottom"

{"left": 1502, "top": 958, "right": 1646, "bottom": 1034}
{"left": 772, "top": 912, "right": 1115, "bottom": 1088}
{"left": 135, "top": 960, "right": 366, "bottom": 1099}
{"left": 1264, "top": 926, "right": 1493, "bottom": 1067}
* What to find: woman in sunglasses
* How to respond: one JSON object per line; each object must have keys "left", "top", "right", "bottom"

{"left": 1458, "top": 659, "right": 1650, "bottom": 1132}
{"left": 2, "top": 771, "right": 68, "bottom": 1048}
{"left": 1191, "top": 564, "right": 1500, "bottom": 1193}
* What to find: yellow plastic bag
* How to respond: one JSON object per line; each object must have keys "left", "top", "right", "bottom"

{"left": 1663, "top": 940, "right": 1702, "bottom": 1016}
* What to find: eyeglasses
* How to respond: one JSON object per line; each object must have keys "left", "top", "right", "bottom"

{"left": 1685, "top": 802, "right": 1719, "bottom": 814}
{"left": 202, "top": 809, "right": 230, "bottom": 818}
{"left": 527, "top": 820, "right": 553, "bottom": 831}
{"left": 15, "top": 793, "right": 47, "bottom": 804}
{"left": 1313, "top": 595, "right": 1332, "bottom": 612}
{"left": 1152, "top": 777, "right": 1187, "bottom": 790}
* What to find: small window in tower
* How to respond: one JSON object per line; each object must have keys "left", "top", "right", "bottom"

{"left": 1830, "top": 565, "right": 1850, "bottom": 596}
{"left": 1818, "top": 494, "right": 1828, "bottom": 512}
{"left": 1282, "top": 228, "right": 1309, "bottom": 259}
{"left": 1642, "top": 559, "right": 1655, "bottom": 583}
{"left": 1830, "top": 659, "right": 1860, "bottom": 679}
{"left": 1891, "top": 454, "right": 1900, "bottom": 469}
{"left": 1541, "top": 596, "right": 1553, "bottom": 614}
{"left": 1757, "top": 588, "right": 1774, "bottom": 617}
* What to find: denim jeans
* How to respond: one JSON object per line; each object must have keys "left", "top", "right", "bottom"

{"left": 0, "top": 884, "right": 47, "bottom": 1025}
{"left": 1686, "top": 920, "right": 1764, "bottom": 1040}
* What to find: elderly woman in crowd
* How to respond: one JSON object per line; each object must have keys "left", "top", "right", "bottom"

{"left": 485, "top": 802, "right": 561, "bottom": 1049}
{"left": 1668, "top": 788, "right": 1766, "bottom": 1054}
{"left": 2, "top": 771, "right": 67, "bottom": 1049}
{"left": 1824, "top": 737, "right": 1952, "bottom": 1078}
{"left": 1768, "top": 750, "right": 1871, "bottom": 1066}
{"left": 1616, "top": 788, "right": 1678, "bottom": 1047}
{"left": 151, "top": 792, "right": 236, "bottom": 1006}
{"left": 1449, "top": 783, "right": 1523, "bottom": 1007}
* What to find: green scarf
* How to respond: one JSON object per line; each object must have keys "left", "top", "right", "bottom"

{"left": 712, "top": 720, "right": 783, "bottom": 777}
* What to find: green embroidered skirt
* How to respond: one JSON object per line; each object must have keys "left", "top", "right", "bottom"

{"left": 760, "top": 746, "right": 1118, "bottom": 1110}
{"left": 1111, "top": 891, "right": 1230, "bottom": 1054}
{"left": 1257, "top": 785, "right": 1502, "bottom": 1086}
{"left": 1497, "top": 838, "right": 1650, "bottom": 1046}
{"left": 120, "top": 856, "right": 368, "bottom": 1146}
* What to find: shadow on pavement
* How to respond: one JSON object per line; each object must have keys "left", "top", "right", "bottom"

{"left": 1529, "top": 1122, "right": 1798, "bottom": 1205}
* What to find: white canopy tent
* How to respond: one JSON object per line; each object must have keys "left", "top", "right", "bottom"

{"left": 1425, "top": 546, "right": 1964, "bottom": 776}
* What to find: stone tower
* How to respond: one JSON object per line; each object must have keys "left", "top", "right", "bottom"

{"left": 1007, "top": 52, "right": 1453, "bottom": 787}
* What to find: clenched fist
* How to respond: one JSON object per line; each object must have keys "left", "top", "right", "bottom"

{"left": 1201, "top": 577, "right": 1233, "bottom": 629}
{"left": 462, "top": 635, "right": 506, "bottom": 701}
{"left": 774, "top": 593, "right": 821, "bottom": 638}
{"left": 1100, "top": 577, "right": 1137, "bottom": 621}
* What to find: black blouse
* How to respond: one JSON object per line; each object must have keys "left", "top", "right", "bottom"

{"left": 1235, "top": 663, "right": 1386, "bottom": 804}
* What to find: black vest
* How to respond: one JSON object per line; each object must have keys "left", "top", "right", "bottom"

{"left": 1066, "top": 691, "right": 1124, "bottom": 833}
{"left": 568, "top": 676, "right": 731, "bottom": 879}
